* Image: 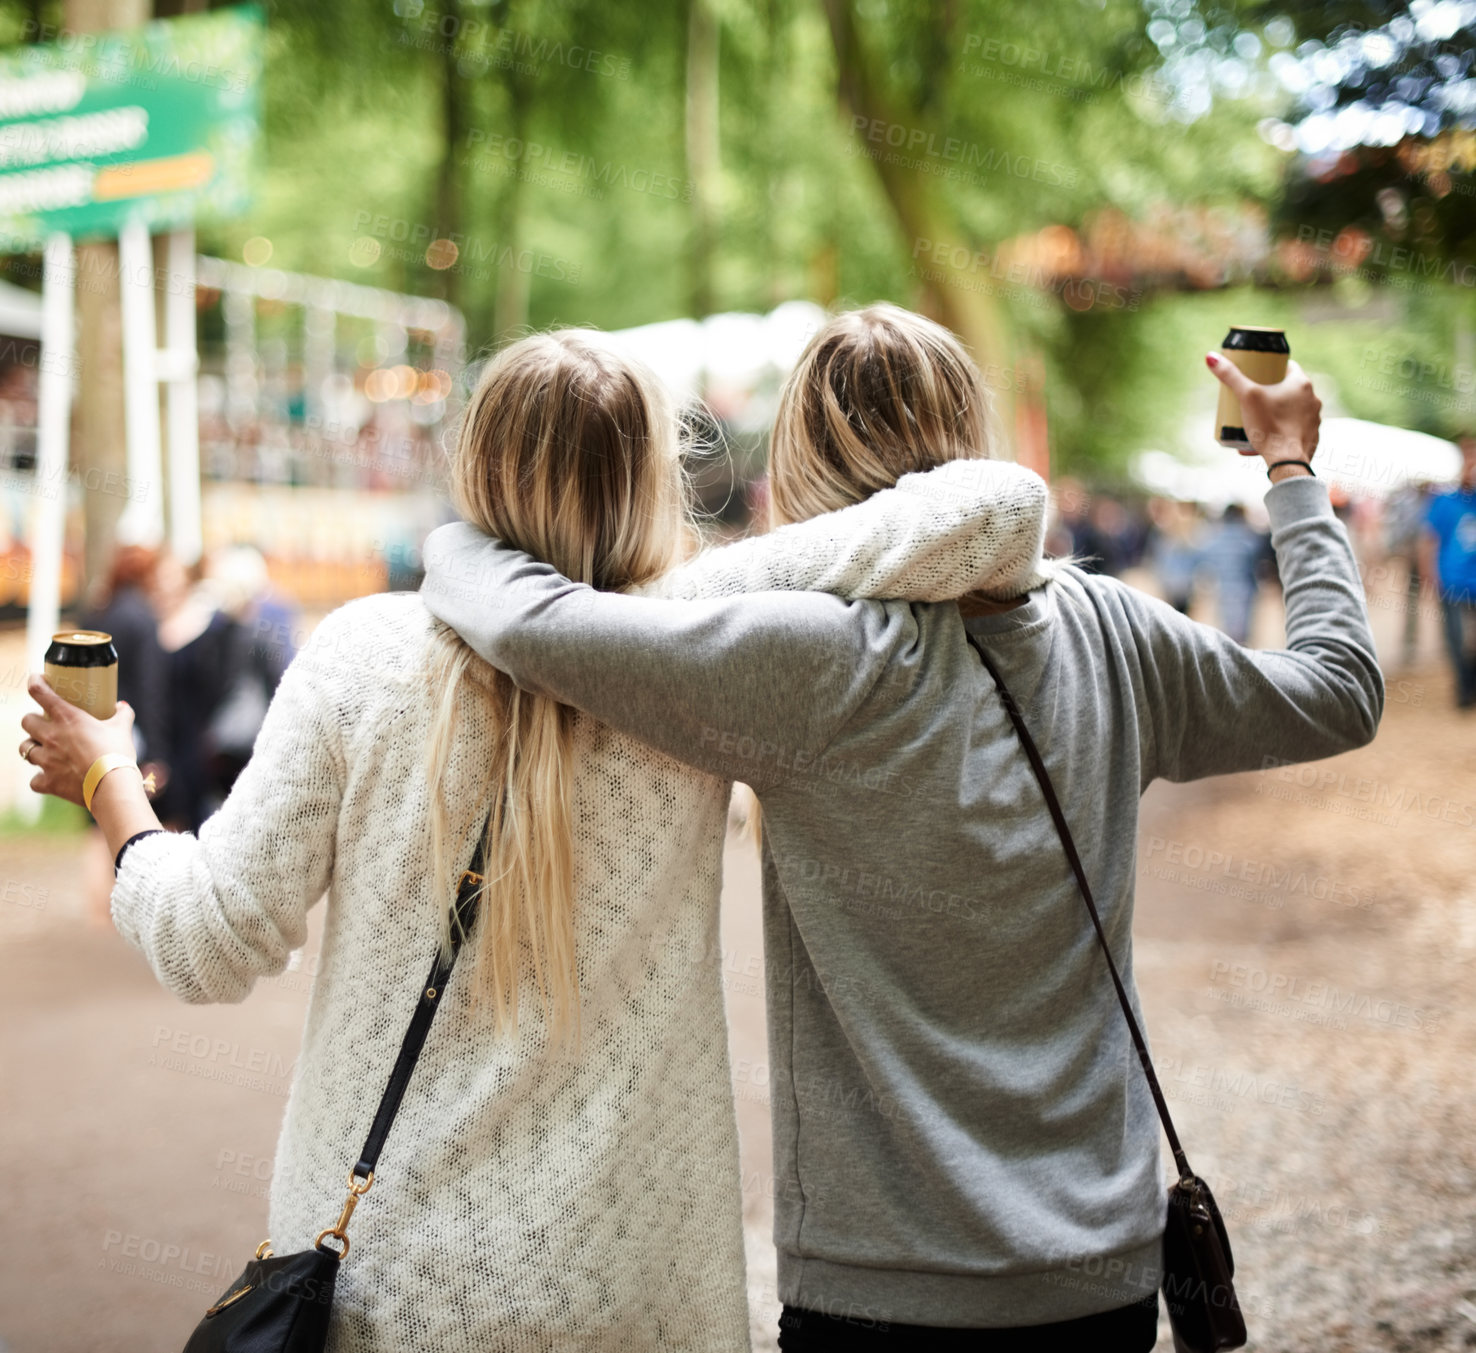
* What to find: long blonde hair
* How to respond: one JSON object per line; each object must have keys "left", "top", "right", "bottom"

{"left": 769, "top": 302, "right": 999, "bottom": 527}
{"left": 425, "top": 331, "right": 687, "bottom": 1040}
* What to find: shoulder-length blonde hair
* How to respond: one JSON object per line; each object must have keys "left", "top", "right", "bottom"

{"left": 425, "top": 331, "right": 687, "bottom": 1040}
{"left": 769, "top": 302, "right": 999, "bottom": 527}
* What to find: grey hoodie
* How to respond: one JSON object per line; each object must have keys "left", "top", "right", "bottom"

{"left": 419, "top": 475, "right": 1383, "bottom": 1328}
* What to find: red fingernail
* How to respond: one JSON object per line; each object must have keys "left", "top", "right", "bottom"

{"left": 1205, "top": 353, "right": 1219, "bottom": 368}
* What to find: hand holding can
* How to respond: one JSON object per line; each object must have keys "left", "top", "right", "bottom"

{"left": 43, "top": 630, "right": 118, "bottom": 719}
{"left": 1213, "top": 326, "right": 1290, "bottom": 455}
{"left": 1206, "top": 351, "right": 1322, "bottom": 478}
{"left": 20, "top": 671, "right": 140, "bottom": 809}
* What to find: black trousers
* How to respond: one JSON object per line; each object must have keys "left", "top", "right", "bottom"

{"left": 777, "top": 1292, "right": 1159, "bottom": 1351}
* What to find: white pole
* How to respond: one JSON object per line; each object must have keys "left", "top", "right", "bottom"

{"left": 222, "top": 283, "right": 256, "bottom": 437}
{"left": 163, "top": 229, "right": 201, "bottom": 566}
{"left": 18, "top": 233, "right": 76, "bottom": 823}
{"left": 116, "top": 217, "right": 164, "bottom": 546}
{"left": 303, "top": 303, "right": 334, "bottom": 429}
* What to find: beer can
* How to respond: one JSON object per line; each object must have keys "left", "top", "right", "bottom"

{"left": 1215, "top": 326, "right": 1290, "bottom": 451}
{"left": 43, "top": 630, "right": 118, "bottom": 719}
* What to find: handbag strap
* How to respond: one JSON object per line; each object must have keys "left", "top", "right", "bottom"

{"left": 965, "top": 632, "right": 1194, "bottom": 1184}
{"left": 316, "top": 814, "right": 491, "bottom": 1254}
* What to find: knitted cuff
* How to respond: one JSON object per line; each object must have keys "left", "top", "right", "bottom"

{"left": 115, "top": 828, "right": 166, "bottom": 874}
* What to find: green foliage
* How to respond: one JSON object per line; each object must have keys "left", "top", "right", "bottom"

{"left": 1045, "top": 279, "right": 1476, "bottom": 481}
{"left": 224, "top": 0, "right": 1476, "bottom": 468}
{"left": 0, "top": 0, "right": 1466, "bottom": 472}
{"left": 1294, "top": 283, "right": 1476, "bottom": 440}
{"left": 230, "top": 1, "right": 1257, "bottom": 328}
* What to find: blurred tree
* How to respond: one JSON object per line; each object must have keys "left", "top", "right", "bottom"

{"left": 819, "top": 0, "right": 1011, "bottom": 372}
{"left": 433, "top": 0, "right": 467, "bottom": 310}
{"left": 814, "top": 0, "right": 1297, "bottom": 463}
{"left": 3, "top": 0, "right": 1466, "bottom": 481}
{"left": 1254, "top": 0, "right": 1474, "bottom": 133}
{"left": 64, "top": 0, "right": 148, "bottom": 596}
{"left": 686, "top": 0, "right": 720, "bottom": 317}
{"left": 1249, "top": 1, "right": 1476, "bottom": 265}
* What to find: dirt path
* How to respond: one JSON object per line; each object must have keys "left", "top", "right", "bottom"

{"left": 1121, "top": 660, "right": 1476, "bottom": 1353}
{"left": 1, "top": 647, "right": 1472, "bottom": 1349}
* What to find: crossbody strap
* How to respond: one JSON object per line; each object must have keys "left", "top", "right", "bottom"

{"left": 353, "top": 821, "right": 489, "bottom": 1177}
{"left": 965, "top": 633, "right": 1193, "bottom": 1183}
{"left": 316, "top": 814, "right": 492, "bottom": 1254}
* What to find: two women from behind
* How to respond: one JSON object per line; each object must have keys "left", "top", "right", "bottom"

{"left": 421, "top": 304, "right": 1384, "bottom": 1351}
{"left": 21, "top": 327, "right": 1053, "bottom": 1350}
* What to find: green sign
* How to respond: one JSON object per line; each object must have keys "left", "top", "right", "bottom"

{"left": 0, "top": 5, "right": 262, "bottom": 252}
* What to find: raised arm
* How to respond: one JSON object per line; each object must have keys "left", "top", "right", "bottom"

{"left": 105, "top": 607, "right": 352, "bottom": 1003}
{"left": 649, "top": 458, "right": 1061, "bottom": 602}
{"left": 419, "top": 529, "right": 912, "bottom": 789}
{"left": 1129, "top": 475, "right": 1383, "bottom": 784}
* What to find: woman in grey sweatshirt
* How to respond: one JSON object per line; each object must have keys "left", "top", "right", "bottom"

{"left": 419, "top": 310, "right": 1382, "bottom": 1351}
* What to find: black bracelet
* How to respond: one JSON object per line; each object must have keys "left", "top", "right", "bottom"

{"left": 115, "top": 828, "right": 166, "bottom": 873}
{"left": 1267, "top": 459, "right": 1315, "bottom": 479}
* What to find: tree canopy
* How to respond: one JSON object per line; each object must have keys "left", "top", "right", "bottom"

{"left": 2, "top": 0, "right": 1471, "bottom": 471}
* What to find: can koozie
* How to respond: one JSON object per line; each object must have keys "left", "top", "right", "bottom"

{"left": 1215, "top": 326, "right": 1290, "bottom": 451}
{"left": 43, "top": 630, "right": 119, "bottom": 719}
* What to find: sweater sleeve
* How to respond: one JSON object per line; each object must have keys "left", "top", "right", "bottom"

{"left": 1127, "top": 475, "right": 1384, "bottom": 785}
{"left": 648, "top": 459, "right": 1061, "bottom": 602}
{"left": 419, "top": 529, "right": 908, "bottom": 789}
{"left": 109, "top": 605, "right": 351, "bottom": 1004}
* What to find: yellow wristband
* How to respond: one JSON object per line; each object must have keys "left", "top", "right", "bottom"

{"left": 83, "top": 753, "right": 139, "bottom": 813}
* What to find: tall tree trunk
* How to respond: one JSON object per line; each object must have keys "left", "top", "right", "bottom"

{"left": 492, "top": 69, "right": 533, "bottom": 344}
{"left": 759, "top": 0, "right": 786, "bottom": 308}
{"left": 65, "top": 0, "right": 150, "bottom": 596}
{"left": 820, "top": 0, "right": 1020, "bottom": 454}
{"left": 435, "top": 0, "right": 466, "bottom": 309}
{"left": 685, "top": 0, "right": 720, "bottom": 318}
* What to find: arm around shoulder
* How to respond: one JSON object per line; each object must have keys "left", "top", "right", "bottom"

{"left": 420, "top": 524, "right": 910, "bottom": 787}
{"left": 651, "top": 458, "right": 1056, "bottom": 603}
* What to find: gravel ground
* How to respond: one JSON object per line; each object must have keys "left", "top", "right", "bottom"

{"left": 1118, "top": 663, "right": 1476, "bottom": 1353}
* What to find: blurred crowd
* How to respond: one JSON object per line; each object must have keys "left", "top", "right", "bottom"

{"left": 197, "top": 403, "right": 447, "bottom": 493}
{"left": 0, "top": 359, "right": 38, "bottom": 472}
{"left": 79, "top": 543, "right": 299, "bottom": 833}
{"left": 1045, "top": 475, "right": 1280, "bottom": 646}
{"left": 1406, "top": 435, "right": 1476, "bottom": 707}
{"left": 1045, "top": 432, "right": 1476, "bottom": 709}
{"left": 73, "top": 541, "right": 300, "bottom": 919}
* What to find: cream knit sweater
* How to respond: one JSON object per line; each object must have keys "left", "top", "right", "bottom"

{"left": 111, "top": 459, "right": 1056, "bottom": 1353}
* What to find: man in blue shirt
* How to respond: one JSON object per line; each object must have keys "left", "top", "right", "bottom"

{"left": 1422, "top": 434, "right": 1476, "bottom": 707}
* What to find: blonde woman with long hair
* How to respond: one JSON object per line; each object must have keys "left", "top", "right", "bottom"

{"left": 22, "top": 327, "right": 1058, "bottom": 1351}
{"left": 418, "top": 305, "right": 1382, "bottom": 1351}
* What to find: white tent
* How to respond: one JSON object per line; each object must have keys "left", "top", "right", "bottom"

{"left": 594, "top": 300, "right": 827, "bottom": 416}
{"left": 1133, "top": 417, "right": 1462, "bottom": 511}
{"left": 1311, "top": 417, "right": 1464, "bottom": 496}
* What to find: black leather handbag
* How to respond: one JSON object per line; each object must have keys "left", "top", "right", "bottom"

{"left": 968, "top": 635, "right": 1248, "bottom": 1353}
{"left": 181, "top": 822, "right": 490, "bottom": 1353}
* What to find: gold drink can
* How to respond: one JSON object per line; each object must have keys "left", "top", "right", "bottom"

{"left": 1215, "top": 326, "right": 1290, "bottom": 451}
{"left": 43, "top": 630, "right": 118, "bottom": 719}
